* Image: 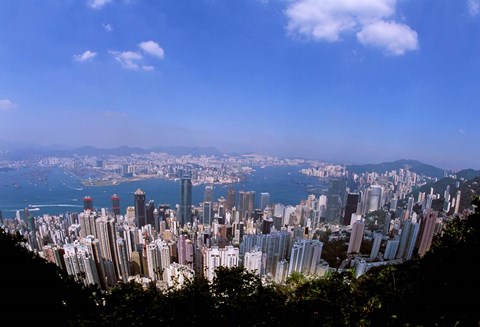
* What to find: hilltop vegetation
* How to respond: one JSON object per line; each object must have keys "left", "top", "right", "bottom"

{"left": 411, "top": 176, "right": 480, "bottom": 214}
{"left": 347, "top": 159, "right": 446, "bottom": 179}
{"left": 1, "top": 198, "right": 480, "bottom": 326}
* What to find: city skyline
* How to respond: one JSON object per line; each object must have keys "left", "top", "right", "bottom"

{"left": 1, "top": 1, "right": 480, "bottom": 170}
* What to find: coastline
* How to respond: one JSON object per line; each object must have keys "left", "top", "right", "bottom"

{"left": 82, "top": 175, "right": 166, "bottom": 187}
{"left": 81, "top": 175, "right": 240, "bottom": 188}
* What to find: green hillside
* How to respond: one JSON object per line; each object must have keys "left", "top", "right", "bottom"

{"left": 347, "top": 159, "right": 446, "bottom": 179}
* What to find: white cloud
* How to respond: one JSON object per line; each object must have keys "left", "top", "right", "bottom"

{"left": 109, "top": 50, "right": 143, "bottom": 69}
{"left": 0, "top": 99, "right": 15, "bottom": 110}
{"left": 103, "top": 23, "right": 113, "bottom": 32}
{"left": 285, "top": 0, "right": 418, "bottom": 55}
{"left": 468, "top": 0, "right": 480, "bottom": 16}
{"left": 73, "top": 50, "right": 97, "bottom": 62}
{"left": 88, "top": 0, "right": 112, "bottom": 9}
{"left": 138, "top": 41, "right": 165, "bottom": 59}
{"left": 142, "top": 65, "right": 155, "bottom": 71}
{"left": 110, "top": 41, "right": 164, "bottom": 70}
{"left": 357, "top": 20, "right": 418, "bottom": 55}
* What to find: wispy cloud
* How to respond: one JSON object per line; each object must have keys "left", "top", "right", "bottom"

{"left": 142, "top": 65, "right": 155, "bottom": 71}
{"left": 357, "top": 20, "right": 418, "bottom": 55}
{"left": 109, "top": 50, "right": 143, "bottom": 69}
{"left": 458, "top": 129, "right": 466, "bottom": 134}
{"left": 88, "top": 0, "right": 112, "bottom": 9}
{"left": 138, "top": 40, "right": 165, "bottom": 59}
{"left": 103, "top": 23, "right": 113, "bottom": 32}
{"left": 110, "top": 41, "right": 164, "bottom": 71}
{"left": 73, "top": 50, "right": 97, "bottom": 62}
{"left": 468, "top": 0, "right": 480, "bottom": 16}
{"left": 285, "top": 0, "right": 418, "bottom": 55}
{"left": 0, "top": 99, "right": 15, "bottom": 110}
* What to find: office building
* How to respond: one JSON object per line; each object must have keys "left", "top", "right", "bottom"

{"left": 134, "top": 189, "right": 146, "bottom": 228}
{"left": 84, "top": 196, "right": 93, "bottom": 211}
{"left": 203, "top": 201, "right": 212, "bottom": 226}
{"left": 204, "top": 185, "right": 214, "bottom": 203}
{"left": 180, "top": 175, "right": 193, "bottom": 227}
{"left": 260, "top": 192, "right": 270, "bottom": 211}
{"left": 146, "top": 200, "right": 155, "bottom": 227}
{"left": 226, "top": 188, "right": 236, "bottom": 211}
{"left": 343, "top": 193, "right": 359, "bottom": 225}
{"left": 111, "top": 194, "right": 121, "bottom": 216}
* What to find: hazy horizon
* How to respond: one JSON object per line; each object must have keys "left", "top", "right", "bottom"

{"left": 1, "top": 1, "right": 479, "bottom": 170}
{"left": 1, "top": 140, "right": 478, "bottom": 172}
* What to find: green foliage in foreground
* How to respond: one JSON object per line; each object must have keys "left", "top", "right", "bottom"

{"left": 1, "top": 197, "right": 479, "bottom": 326}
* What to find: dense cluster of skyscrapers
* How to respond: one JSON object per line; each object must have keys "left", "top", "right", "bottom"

{"left": 0, "top": 166, "right": 464, "bottom": 289}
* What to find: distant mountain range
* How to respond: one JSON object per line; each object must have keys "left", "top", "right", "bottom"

{"left": 1, "top": 145, "right": 479, "bottom": 182}
{"left": 0, "top": 145, "right": 223, "bottom": 160}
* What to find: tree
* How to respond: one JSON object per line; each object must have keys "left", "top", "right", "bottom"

{"left": 3, "top": 195, "right": 480, "bottom": 326}
{"left": 0, "top": 229, "right": 98, "bottom": 327}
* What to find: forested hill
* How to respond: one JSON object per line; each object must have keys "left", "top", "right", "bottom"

{"left": 411, "top": 176, "right": 480, "bottom": 214}
{"left": 455, "top": 168, "right": 480, "bottom": 181}
{"left": 347, "top": 159, "right": 445, "bottom": 179}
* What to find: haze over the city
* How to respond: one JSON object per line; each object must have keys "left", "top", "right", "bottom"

{"left": 1, "top": 0, "right": 479, "bottom": 170}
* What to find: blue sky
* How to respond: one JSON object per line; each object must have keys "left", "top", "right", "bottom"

{"left": 0, "top": 0, "right": 479, "bottom": 169}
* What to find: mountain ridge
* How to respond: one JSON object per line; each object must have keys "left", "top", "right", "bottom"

{"left": 0, "top": 144, "right": 479, "bottom": 174}
{"left": 346, "top": 159, "right": 447, "bottom": 179}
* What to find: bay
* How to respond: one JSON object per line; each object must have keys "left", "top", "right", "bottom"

{"left": 0, "top": 165, "right": 324, "bottom": 218}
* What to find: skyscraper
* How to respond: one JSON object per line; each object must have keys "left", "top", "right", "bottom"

{"left": 146, "top": 200, "right": 155, "bottom": 227}
{"left": 96, "top": 216, "right": 118, "bottom": 285}
{"left": 238, "top": 191, "right": 251, "bottom": 219}
{"left": 111, "top": 194, "right": 121, "bottom": 216}
{"left": 406, "top": 196, "right": 415, "bottom": 216}
{"left": 203, "top": 201, "right": 212, "bottom": 226}
{"left": 134, "top": 189, "right": 146, "bottom": 228}
{"left": 343, "top": 193, "right": 359, "bottom": 226}
{"left": 287, "top": 239, "right": 323, "bottom": 277}
{"left": 366, "top": 185, "right": 383, "bottom": 213}
{"left": 84, "top": 196, "right": 93, "bottom": 211}
{"left": 370, "top": 232, "right": 383, "bottom": 260}
{"left": 397, "top": 219, "right": 420, "bottom": 260}
{"left": 260, "top": 192, "right": 270, "bottom": 211}
{"left": 158, "top": 204, "right": 170, "bottom": 221}
{"left": 417, "top": 209, "right": 438, "bottom": 257}
{"left": 246, "top": 191, "right": 255, "bottom": 217}
{"left": 454, "top": 191, "right": 461, "bottom": 214}
{"left": 347, "top": 219, "right": 365, "bottom": 254}
{"left": 383, "top": 238, "right": 399, "bottom": 260}
{"left": 325, "top": 177, "right": 347, "bottom": 223}
{"left": 180, "top": 175, "right": 192, "bottom": 227}
{"left": 204, "top": 185, "right": 214, "bottom": 203}
{"left": 237, "top": 191, "right": 246, "bottom": 219}
{"left": 226, "top": 188, "right": 236, "bottom": 212}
